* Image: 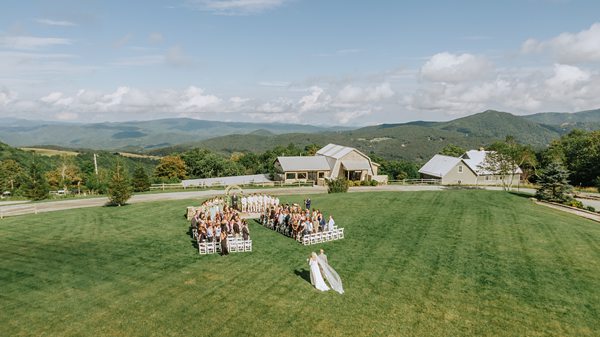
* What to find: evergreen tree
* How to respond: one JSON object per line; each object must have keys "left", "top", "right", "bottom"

{"left": 108, "top": 161, "right": 132, "bottom": 206}
{"left": 131, "top": 166, "right": 151, "bottom": 192}
{"left": 535, "top": 162, "right": 573, "bottom": 203}
{"left": 24, "top": 158, "right": 49, "bottom": 201}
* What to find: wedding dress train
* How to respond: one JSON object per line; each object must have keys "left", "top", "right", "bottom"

{"left": 309, "top": 259, "right": 330, "bottom": 291}
{"left": 316, "top": 255, "right": 344, "bottom": 294}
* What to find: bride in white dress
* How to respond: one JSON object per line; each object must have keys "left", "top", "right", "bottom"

{"left": 308, "top": 252, "right": 345, "bottom": 294}
{"left": 309, "top": 252, "right": 329, "bottom": 291}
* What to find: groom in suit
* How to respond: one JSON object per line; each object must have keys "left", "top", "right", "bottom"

{"left": 319, "top": 249, "right": 328, "bottom": 264}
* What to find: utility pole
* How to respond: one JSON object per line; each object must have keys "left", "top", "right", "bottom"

{"left": 93, "top": 153, "right": 98, "bottom": 175}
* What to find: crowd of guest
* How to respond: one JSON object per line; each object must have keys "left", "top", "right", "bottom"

{"left": 190, "top": 197, "right": 250, "bottom": 255}
{"left": 259, "top": 198, "right": 336, "bottom": 241}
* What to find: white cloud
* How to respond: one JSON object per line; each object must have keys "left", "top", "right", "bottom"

{"left": 35, "top": 19, "right": 77, "bottom": 27}
{"left": 522, "top": 22, "right": 600, "bottom": 63}
{"left": 0, "top": 35, "right": 71, "bottom": 50}
{"left": 165, "top": 45, "right": 193, "bottom": 67}
{"left": 298, "top": 86, "right": 330, "bottom": 112}
{"left": 54, "top": 112, "right": 79, "bottom": 120}
{"left": 420, "top": 52, "right": 494, "bottom": 82}
{"left": 178, "top": 86, "right": 221, "bottom": 111}
{"left": 336, "top": 82, "right": 394, "bottom": 103}
{"left": 406, "top": 54, "right": 600, "bottom": 116}
{"left": 335, "top": 109, "right": 372, "bottom": 124}
{"left": 187, "top": 0, "right": 287, "bottom": 15}
{"left": 0, "top": 87, "right": 17, "bottom": 105}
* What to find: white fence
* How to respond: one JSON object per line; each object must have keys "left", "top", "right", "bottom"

{"left": 389, "top": 178, "right": 441, "bottom": 185}
{"left": 151, "top": 181, "right": 314, "bottom": 191}
{"left": 0, "top": 205, "right": 39, "bottom": 219}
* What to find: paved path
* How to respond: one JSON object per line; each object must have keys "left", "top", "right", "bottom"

{"left": 535, "top": 200, "right": 600, "bottom": 223}
{"left": 0, "top": 186, "right": 328, "bottom": 218}
{"left": 2, "top": 184, "right": 595, "bottom": 219}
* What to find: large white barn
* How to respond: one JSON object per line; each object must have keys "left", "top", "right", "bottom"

{"left": 419, "top": 149, "right": 522, "bottom": 186}
{"left": 275, "top": 143, "right": 384, "bottom": 185}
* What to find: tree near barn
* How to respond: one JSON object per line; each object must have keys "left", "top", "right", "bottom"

{"left": 439, "top": 144, "right": 466, "bottom": 158}
{"left": 154, "top": 155, "right": 187, "bottom": 182}
{"left": 0, "top": 159, "right": 25, "bottom": 193}
{"left": 535, "top": 161, "right": 573, "bottom": 203}
{"left": 24, "top": 158, "right": 50, "bottom": 201}
{"left": 46, "top": 156, "right": 83, "bottom": 194}
{"left": 181, "top": 148, "right": 243, "bottom": 179}
{"left": 131, "top": 166, "right": 151, "bottom": 192}
{"left": 547, "top": 130, "right": 600, "bottom": 187}
{"left": 480, "top": 136, "right": 537, "bottom": 190}
{"left": 108, "top": 161, "right": 132, "bottom": 206}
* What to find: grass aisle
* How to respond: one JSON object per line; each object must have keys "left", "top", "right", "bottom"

{"left": 1, "top": 190, "right": 599, "bottom": 336}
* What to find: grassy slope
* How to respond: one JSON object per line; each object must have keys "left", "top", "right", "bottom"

{"left": 1, "top": 191, "right": 599, "bottom": 336}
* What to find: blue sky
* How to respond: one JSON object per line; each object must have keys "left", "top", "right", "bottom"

{"left": 1, "top": 0, "right": 600, "bottom": 125}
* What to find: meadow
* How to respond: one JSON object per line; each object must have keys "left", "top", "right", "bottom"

{"left": 1, "top": 190, "right": 599, "bottom": 336}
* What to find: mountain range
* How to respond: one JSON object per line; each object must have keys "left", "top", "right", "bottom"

{"left": 1, "top": 109, "right": 599, "bottom": 162}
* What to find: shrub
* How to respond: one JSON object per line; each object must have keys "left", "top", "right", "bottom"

{"left": 585, "top": 205, "right": 596, "bottom": 212}
{"left": 370, "top": 180, "right": 378, "bottom": 186}
{"left": 565, "top": 199, "right": 584, "bottom": 209}
{"left": 326, "top": 177, "right": 349, "bottom": 193}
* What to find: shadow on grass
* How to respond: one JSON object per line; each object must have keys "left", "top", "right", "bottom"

{"left": 294, "top": 269, "right": 311, "bottom": 283}
{"left": 509, "top": 191, "right": 535, "bottom": 199}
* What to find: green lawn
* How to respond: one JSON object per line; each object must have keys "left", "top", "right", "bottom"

{"left": 1, "top": 191, "right": 599, "bottom": 336}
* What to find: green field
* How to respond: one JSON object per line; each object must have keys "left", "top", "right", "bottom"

{"left": 1, "top": 191, "right": 599, "bottom": 336}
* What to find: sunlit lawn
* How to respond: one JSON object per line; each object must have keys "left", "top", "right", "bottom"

{"left": 1, "top": 190, "right": 599, "bottom": 336}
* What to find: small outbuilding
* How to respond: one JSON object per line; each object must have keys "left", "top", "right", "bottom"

{"left": 418, "top": 149, "right": 522, "bottom": 186}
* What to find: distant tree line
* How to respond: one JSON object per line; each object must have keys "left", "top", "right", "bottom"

{"left": 1, "top": 129, "right": 599, "bottom": 202}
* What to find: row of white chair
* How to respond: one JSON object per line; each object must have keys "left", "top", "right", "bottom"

{"left": 198, "top": 238, "right": 252, "bottom": 255}
{"left": 301, "top": 228, "right": 345, "bottom": 245}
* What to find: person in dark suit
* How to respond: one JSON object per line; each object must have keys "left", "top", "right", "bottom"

{"left": 305, "top": 197, "right": 311, "bottom": 210}
{"left": 242, "top": 221, "right": 250, "bottom": 240}
{"left": 231, "top": 193, "right": 239, "bottom": 211}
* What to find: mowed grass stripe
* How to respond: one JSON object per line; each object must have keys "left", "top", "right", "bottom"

{"left": 1, "top": 190, "right": 599, "bottom": 336}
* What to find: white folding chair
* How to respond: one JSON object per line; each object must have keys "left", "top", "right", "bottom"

{"left": 339, "top": 228, "right": 344, "bottom": 239}
{"left": 310, "top": 234, "right": 316, "bottom": 245}
{"left": 206, "top": 242, "right": 215, "bottom": 254}
{"left": 302, "top": 236, "right": 310, "bottom": 245}
{"left": 325, "top": 231, "right": 332, "bottom": 241}
{"left": 229, "top": 239, "right": 237, "bottom": 252}
{"left": 198, "top": 242, "right": 207, "bottom": 255}
{"left": 245, "top": 240, "right": 252, "bottom": 252}
{"left": 332, "top": 229, "right": 339, "bottom": 240}
{"left": 312, "top": 233, "right": 319, "bottom": 243}
{"left": 237, "top": 238, "right": 245, "bottom": 252}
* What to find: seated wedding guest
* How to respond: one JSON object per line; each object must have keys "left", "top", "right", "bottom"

{"left": 233, "top": 220, "right": 241, "bottom": 238}
{"left": 318, "top": 212, "right": 326, "bottom": 232}
{"left": 328, "top": 215, "right": 335, "bottom": 231}
{"left": 305, "top": 219, "right": 313, "bottom": 235}
{"left": 242, "top": 221, "right": 250, "bottom": 240}
{"left": 214, "top": 224, "right": 221, "bottom": 243}
{"left": 220, "top": 230, "right": 229, "bottom": 255}
{"left": 198, "top": 227, "right": 207, "bottom": 242}
{"left": 206, "top": 225, "right": 214, "bottom": 242}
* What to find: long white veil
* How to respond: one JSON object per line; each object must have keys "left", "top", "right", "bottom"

{"left": 316, "top": 255, "right": 344, "bottom": 294}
